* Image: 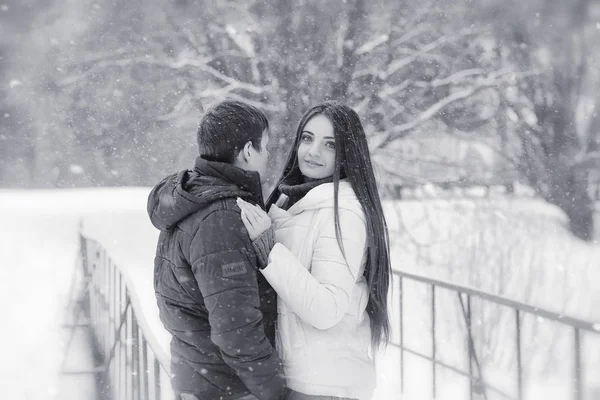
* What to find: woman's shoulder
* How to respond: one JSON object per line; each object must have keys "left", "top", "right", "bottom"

{"left": 315, "top": 197, "right": 366, "bottom": 228}
{"left": 334, "top": 182, "right": 365, "bottom": 217}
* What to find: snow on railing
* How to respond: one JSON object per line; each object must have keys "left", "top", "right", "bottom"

{"left": 79, "top": 233, "right": 173, "bottom": 400}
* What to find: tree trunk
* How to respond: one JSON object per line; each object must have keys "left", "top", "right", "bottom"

{"left": 546, "top": 164, "right": 594, "bottom": 240}
{"left": 329, "top": 0, "right": 365, "bottom": 100}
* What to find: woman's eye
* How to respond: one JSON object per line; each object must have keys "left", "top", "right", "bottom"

{"left": 301, "top": 134, "right": 312, "bottom": 142}
{"left": 325, "top": 141, "right": 336, "bottom": 149}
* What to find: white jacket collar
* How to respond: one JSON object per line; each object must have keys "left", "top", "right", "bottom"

{"left": 270, "top": 180, "right": 364, "bottom": 219}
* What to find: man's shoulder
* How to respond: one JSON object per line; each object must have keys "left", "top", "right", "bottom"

{"left": 182, "top": 197, "right": 243, "bottom": 233}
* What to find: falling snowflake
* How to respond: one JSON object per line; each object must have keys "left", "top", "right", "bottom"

{"left": 9, "top": 79, "right": 22, "bottom": 88}
{"left": 69, "top": 164, "right": 84, "bottom": 175}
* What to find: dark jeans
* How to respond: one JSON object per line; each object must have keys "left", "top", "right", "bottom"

{"left": 285, "top": 389, "right": 358, "bottom": 400}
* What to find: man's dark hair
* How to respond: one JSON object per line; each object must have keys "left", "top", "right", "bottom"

{"left": 197, "top": 100, "right": 269, "bottom": 163}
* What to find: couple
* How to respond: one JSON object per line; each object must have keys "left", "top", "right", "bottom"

{"left": 147, "top": 100, "right": 392, "bottom": 400}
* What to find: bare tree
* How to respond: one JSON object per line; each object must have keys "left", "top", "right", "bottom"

{"left": 471, "top": 0, "right": 597, "bottom": 239}
{"left": 4, "top": 0, "right": 597, "bottom": 238}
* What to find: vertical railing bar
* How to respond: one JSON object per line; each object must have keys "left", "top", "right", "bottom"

{"left": 574, "top": 328, "right": 582, "bottom": 400}
{"left": 122, "top": 277, "right": 127, "bottom": 400}
{"left": 100, "top": 249, "right": 105, "bottom": 355}
{"left": 102, "top": 255, "right": 108, "bottom": 359}
{"left": 105, "top": 257, "right": 110, "bottom": 359}
{"left": 431, "top": 284, "right": 437, "bottom": 399}
{"left": 154, "top": 358, "right": 162, "bottom": 400}
{"left": 142, "top": 336, "right": 149, "bottom": 400}
{"left": 97, "top": 249, "right": 103, "bottom": 354}
{"left": 126, "top": 290, "right": 132, "bottom": 400}
{"left": 399, "top": 276, "right": 404, "bottom": 393}
{"left": 106, "top": 256, "right": 110, "bottom": 357}
{"left": 118, "top": 272, "right": 123, "bottom": 400}
{"left": 110, "top": 259, "right": 115, "bottom": 389}
{"left": 467, "top": 294, "right": 473, "bottom": 400}
{"left": 95, "top": 250, "right": 101, "bottom": 348}
{"left": 90, "top": 250, "right": 97, "bottom": 346}
{"left": 98, "top": 250, "right": 102, "bottom": 357}
{"left": 516, "top": 309, "right": 523, "bottom": 400}
{"left": 132, "top": 315, "right": 140, "bottom": 400}
{"left": 111, "top": 256, "right": 121, "bottom": 385}
{"left": 150, "top": 354, "right": 156, "bottom": 400}
{"left": 122, "top": 278, "right": 126, "bottom": 400}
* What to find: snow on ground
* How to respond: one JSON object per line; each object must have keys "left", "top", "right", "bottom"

{"left": 1, "top": 187, "right": 599, "bottom": 399}
{"left": 384, "top": 197, "right": 600, "bottom": 320}
{"left": 0, "top": 188, "right": 156, "bottom": 399}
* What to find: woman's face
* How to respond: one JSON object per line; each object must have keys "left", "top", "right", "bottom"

{"left": 297, "top": 114, "right": 336, "bottom": 180}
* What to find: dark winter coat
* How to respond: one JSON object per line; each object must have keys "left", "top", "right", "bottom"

{"left": 147, "top": 156, "right": 286, "bottom": 400}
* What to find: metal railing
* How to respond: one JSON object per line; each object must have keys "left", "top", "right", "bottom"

{"left": 72, "top": 228, "right": 600, "bottom": 400}
{"left": 392, "top": 270, "right": 600, "bottom": 400}
{"left": 78, "top": 233, "right": 173, "bottom": 400}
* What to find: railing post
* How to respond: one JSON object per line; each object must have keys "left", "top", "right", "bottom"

{"left": 431, "top": 284, "right": 437, "bottom": 399}
{"left": 574, "top": 328, "right": 582, "bottom": 400}
{"left": 154, "top": 358, "right": 162, "bottom": 400}
{"left": 126, "top": 290, "right": 132, "bottom": 400}
{"left": 399, "top": 276, "right": 404, "bottom": 393}
{"left": 118, "top": 273, "right": 123, "bottom": 399}
{"left": 466, "top": 294, "right": 473, "bottom": 400}
{"left": 133, "top": 316, "right": 141, "bottom": 400}
{"left": 142, "top": 337, "right": 149, "bottom": 400}
{"left": 90, "top": 249, "right": 97, "bottom": 345}
{"left": 110, "top": 259, "right": 116, "bottom": 388}
{"left": 101, "top": 254, "right": 107, "bottom": 359}
{"left": 516, "top": 310, "right": 523, "bottom": 400}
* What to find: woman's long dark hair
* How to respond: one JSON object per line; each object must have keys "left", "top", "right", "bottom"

{"left": 267, "top": 101, "right": 391, "bottom": 348}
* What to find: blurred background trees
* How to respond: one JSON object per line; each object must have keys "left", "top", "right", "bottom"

{"left": 1, "top": 0, "right": 599, "bottom": 238}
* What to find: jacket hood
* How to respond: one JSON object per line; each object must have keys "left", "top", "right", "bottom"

{"left": 147, "top": 157, "right": 262, "bottom": 231}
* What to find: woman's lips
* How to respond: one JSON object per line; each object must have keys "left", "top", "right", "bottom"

{"left": 304, "top": 159, "right": 323, "bottom": 167}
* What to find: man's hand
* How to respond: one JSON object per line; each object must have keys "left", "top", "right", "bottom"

{"left": 236, "top": 198, "right": 272, "bottom": 241}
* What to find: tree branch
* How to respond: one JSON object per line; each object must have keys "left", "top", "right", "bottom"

{"left": 57, "top": 54, "right": 272, "bottom": 96}
{"left": 413, "top": 68, "right": 486, "bottom": 88}
{"left": 355, "top": 34, "right": 390, "bottom": 55}
{"left": 384, "top": 28, "right": 479, "bottom": 78}
{"left": 372, "top": 69, "right": 540, "bottom": 150}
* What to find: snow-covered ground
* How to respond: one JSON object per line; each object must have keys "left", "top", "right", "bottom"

{"left": 1, "top": 187, "right": 599, "bottom": 399}
{"left": 0, "top": 188, "right": 159, "bottom": 399}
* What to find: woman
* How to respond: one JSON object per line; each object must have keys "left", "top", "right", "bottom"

{"left": 237, "top": 101, "right": 391, "bottom": 400}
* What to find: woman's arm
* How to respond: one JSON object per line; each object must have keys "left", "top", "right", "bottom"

{"left": 261, "top": 209, "right": 367, "bottom": 330}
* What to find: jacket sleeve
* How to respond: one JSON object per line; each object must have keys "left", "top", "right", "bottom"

{"left": 190, "top": 209, "right": 286, "bottom": 400}
{"left": 261, "top": 209, "right": 367, "bottom": 330}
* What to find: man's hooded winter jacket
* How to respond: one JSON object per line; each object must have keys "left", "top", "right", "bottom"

{"left": 147, "top": 156, "right": 286, "bottom": 400}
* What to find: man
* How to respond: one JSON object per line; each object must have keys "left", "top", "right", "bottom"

{"left": 147, "top": 100, "right": 287, "bottom": 400}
